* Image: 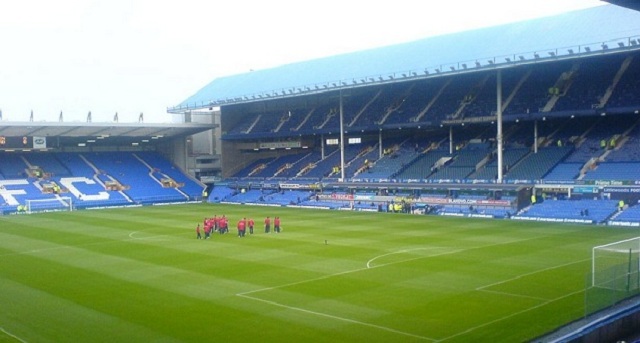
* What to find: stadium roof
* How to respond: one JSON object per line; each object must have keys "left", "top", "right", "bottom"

{"left": 170, "top": 4, "right": 640, "bottom": 113}
{"left": 604, "top": 0, "right": 640, "bottom": 11}
{"left": 0, "top": 121, "right": 213, "bottom": 147}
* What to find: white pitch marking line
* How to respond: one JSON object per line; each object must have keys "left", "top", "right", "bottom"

{"left": 472, "top": 258, "right": 590, "bottom": 302}
{"left": 476, "top": 258, "right": 590, "bottom": 291}
{"left": 476, "top": 288, "right": 549, "bottom": 301}
{"left": 243, "top": 236, "right": 549, "bottom": 297}
{"left": 237, "top": 293, "right": 437, "bottom": 342}
{"left": 0, "top": 327, "right": 28, "bottom": 343}
{"left": 436, "top": 289, "right": 584, "bottom": 343}
{"left": 366, "top": 247, "right": 461, "bottom": 269}
{"left": 0, "top": 231, "right": 181, "bottom": 258}
{"left": 239, "top": 248, "right": 463, "bottom": 297}
{"left": 238, "top": 266, "right": 370, "bottom": 296}
{"left": 128, "top": 231, "right": 169, "bottom": 241}
{"left": 238, "top": 235, "right": 567, "bottom": 342}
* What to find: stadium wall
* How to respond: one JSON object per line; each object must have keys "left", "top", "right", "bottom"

{"left": 157, "top": 137, "right": 188, "bottom": 174}
{"left": 543, "top": 303, "right": 640, "bottom": 343}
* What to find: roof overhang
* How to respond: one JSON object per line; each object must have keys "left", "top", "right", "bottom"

{"left": 169, "top": 5, "right": 640, "bottom": 114}
{"left": 604, "top": 0, "right": 640, "bottom": 12}
{"left": 0, "top": 121, "right": 214, "bottom": 148}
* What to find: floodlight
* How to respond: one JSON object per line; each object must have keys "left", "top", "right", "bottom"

{"left": 475, "top": 61, "right": 481, "bottom": 67}
{"left": 585, "top": 47, "right": 591, "bottom": 52}
{"left": 568, "top": 49, "right": 574, "bottom": 54}
{"left": 505, "top": 57, "right": 511, "bottom": 62}
{"left": 630, "top": 39, "right": 638, "bottom": 46}
{"left": 411, "top": 72, "right": 417, "bottom": 76}
{"left": 435, "top": 68, "right": 440, "bottom": 73}
{"left": 424, "top": 70, "right": 429, "bottom": 75}
{"left": 548, "top": 51, "right": 556, "bottom": 57}
{"left": 618, "top": 42, "right": 625, "bottom": 48}
{"left": 487, "top": 60, "right": 494, "bottom": 65}
{"left": 534, "top": 53, "right": 540, "bottom": 59}
{"left": 519, "top": 55, "right": 525, "bottom": 61}
{"left": 602, "top": 43, "right": 608, "bottom": 50}
{"left": 402, "top": 73, "right": 407, "bottom": 77}
{"left": 450, "top": 66, "right": 455, "bottom": 71}
{"left": 461, "top": 63, "right": 467, "bottom": 69}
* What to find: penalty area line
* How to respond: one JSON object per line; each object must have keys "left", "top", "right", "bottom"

{"left": 366, "top": 247, "right": 463, "bottom": 269}
{"left": 436, "top": 289, "right": 584, "bottom": 342}
{"left": 236, "top": 293, "right": 437, "bottom": 342}
{"left": 476, "top": 258, "right": 590, "bottom": 291}
{"left": 0, "top": 327, "right": 27, "bottom": 343}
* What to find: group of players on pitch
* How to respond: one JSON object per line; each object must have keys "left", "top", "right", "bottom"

{"left": 196, "top": 215, "right": 282, "bottom": 239}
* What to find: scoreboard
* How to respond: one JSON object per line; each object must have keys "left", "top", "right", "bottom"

{"left": 0, "top": 136, "right": 47, "bottom": 149}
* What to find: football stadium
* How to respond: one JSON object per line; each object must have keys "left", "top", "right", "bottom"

{"left": 2, "top": 2, "right": 640, "bottom": 342}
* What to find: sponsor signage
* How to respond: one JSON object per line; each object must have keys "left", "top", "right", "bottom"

{"left": 259, "top": 141, "right": 301, "bottom": 149}
{"left": 33, "top": 136, "right": 47, "bottom": 149}
{"left": 603, "top": 187, "right": 640, "bottom": 193}
{"left": 316, "top": 194, "right": 511, "bottom": 206}
{"left": 573, "top": 186, "right": 598, "bottom": 194}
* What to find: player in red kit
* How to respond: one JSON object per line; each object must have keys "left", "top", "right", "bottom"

{"left": 238, "top": 218, "right": 247, "bottom": 237}
{"left": 248, "top": 218, "right": 255, "bottom": 234}
{"left": 274, "top": 216, "right": 281, "bottom": 233}
{"left": 219, "top": 215, "right": 228, "bottom": 234}
{"left": 204, "top": 223, "right": 211, "bottom": 239}
{"left": 218, "top": 216, "right": 225, "bottom": 235}
{"left": 264, "top": 216, "right": 271, "bottom": 233}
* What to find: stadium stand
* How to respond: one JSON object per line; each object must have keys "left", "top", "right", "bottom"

{"left": 516, "top": 199, "right": 619, "bottom": 223}
{"left": 505, "top": 147, "right": 573, "bottom": 181}
{"left": 2, "top": 5, "right": 640, "bottom": 237}
{"left": 0, "top": 152, "right": 204, "bottom": 213}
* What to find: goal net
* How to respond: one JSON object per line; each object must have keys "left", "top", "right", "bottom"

{"left": 25, "top": 197, "right": 73, "bottom": 214}
{"left": 592, "top": 237, "right": 640, "bottom": 291}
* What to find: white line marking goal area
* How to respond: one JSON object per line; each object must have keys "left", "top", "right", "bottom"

{"left": 0, "top": 327, "right": 28, "bottom": 343}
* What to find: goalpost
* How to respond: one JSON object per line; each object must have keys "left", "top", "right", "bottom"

{"left": 25, "top": 197, "right": 73, "bottom": 214}
{"left": 592, "top": 237, "right": 640, "bottom": 291}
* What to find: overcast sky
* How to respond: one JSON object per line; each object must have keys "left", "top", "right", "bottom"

{"left": 0, "top": 0, "right": 605, "bottom": 123}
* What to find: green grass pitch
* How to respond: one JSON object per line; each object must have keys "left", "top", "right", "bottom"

{"left": 1, "top": 203, "right": 638, "bottom": 343}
